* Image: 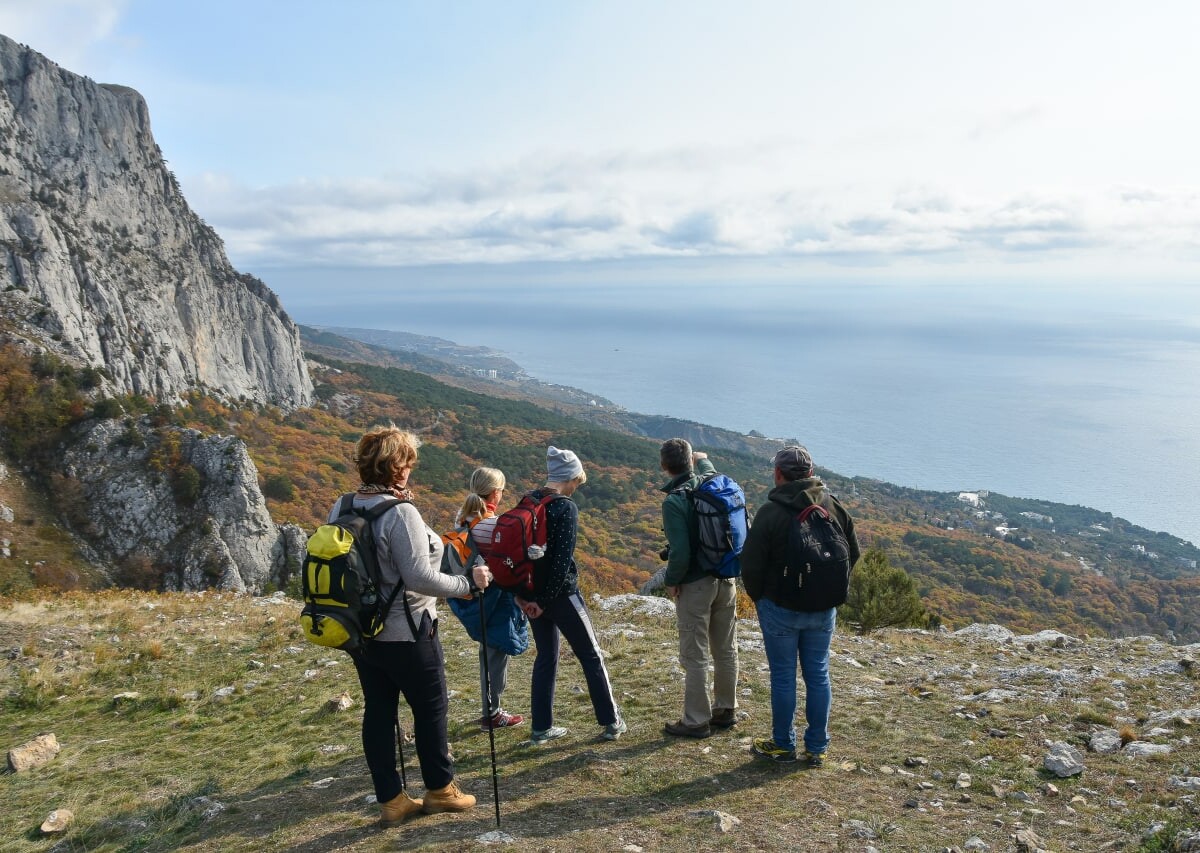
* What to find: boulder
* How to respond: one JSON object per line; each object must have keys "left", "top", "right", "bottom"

{"left": 7, "top": 732, "right": 60, "bottom": 772}
{"left": 1044, "top": 741, "right": 1085, "bottom": 777}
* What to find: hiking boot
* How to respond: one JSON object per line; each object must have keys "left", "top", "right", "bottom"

{"left": 480, "top": 710, "right": 525, "bottom": 732}
{"left": 601, "top": 715, "right": 627, "bottom": 741}
{"left": 664, "top": 719, "right": 712, "bottom": 739}
{"left": 379, "top": 790, "right": 423, "bottom": 826}
{"left": 708, "top": 708, "right": 737, "bottom": 729}
{"left": 529, "top": 725, "right": 568, "bottom": 745}
{"left": 752, "top": 737, "right": 797, "bottom": 763}
{"left": 421, "top": 780, "right": 475, "bottom": 813}
{"left": 803, "top": 750, "right": 827, "bottom": 768}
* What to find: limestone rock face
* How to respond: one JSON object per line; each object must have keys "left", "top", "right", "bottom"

{"left": 60, "top": 417, "right": 307, "bottom": 592}
{"left": 0, "top": 34, "right": 312, "bottom": 410}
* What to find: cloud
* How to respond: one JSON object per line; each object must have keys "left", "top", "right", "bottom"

{"left": 0, "top": 0, "right": 127, "bottom": 70}
{"left": 179, "top": 145, "right": 1200, "bottom": 272}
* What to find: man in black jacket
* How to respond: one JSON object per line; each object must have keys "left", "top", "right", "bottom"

{"left": 741, "top": 446, "right": 860, "bottom": 766}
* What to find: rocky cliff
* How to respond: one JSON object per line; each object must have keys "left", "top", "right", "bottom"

{"left": 0, "top": 33, "right": 312, "bottom": 409}
{"left": 56, "top": 416, "right": 306, "bottom": 593}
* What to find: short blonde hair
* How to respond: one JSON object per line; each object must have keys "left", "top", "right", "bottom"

{"left": 355, "top": 425, "right": 420, "bottom": 486}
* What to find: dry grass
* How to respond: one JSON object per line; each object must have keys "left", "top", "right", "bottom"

{"left": 2, "top": 590, "right": 1198, "bottom": 852}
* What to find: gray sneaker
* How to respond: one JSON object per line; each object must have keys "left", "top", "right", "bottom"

{"left": 529, "top": 726, "right": 568, "bottom": 745}
{"left": 601, "top": 716, "right": 627, "bottom": 741}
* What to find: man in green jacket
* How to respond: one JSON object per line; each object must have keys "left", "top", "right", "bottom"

{"left": 742, "top": 445, "right": 860, "bottom": 766}
{"left": 658, "top": 438, "right": 739, "bottom": 739}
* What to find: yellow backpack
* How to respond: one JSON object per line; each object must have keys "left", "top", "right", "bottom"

{"left": 299, "top": 494, "right": 416, "bottom": 651}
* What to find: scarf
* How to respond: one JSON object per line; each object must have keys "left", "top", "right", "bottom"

{"left": 358, "top": 483, "right": 415, "bottom": 503}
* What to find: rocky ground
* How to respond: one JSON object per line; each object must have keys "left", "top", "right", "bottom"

{"left": 2, "top": 590, "right": 1198, "bottom": 852}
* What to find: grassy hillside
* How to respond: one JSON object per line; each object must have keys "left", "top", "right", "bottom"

{"left": 226, "top": 353, "right": 1199, "bottom": 642}
{"left": 2, "top": 590, "right": 1198, "bottom": 852}
{"left": 3, "top": 339, "right": 1199, "bottom": 640}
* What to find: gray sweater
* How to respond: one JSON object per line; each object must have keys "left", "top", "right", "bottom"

{"left": 328, "top": 494, "right": 472, "bottom": 642}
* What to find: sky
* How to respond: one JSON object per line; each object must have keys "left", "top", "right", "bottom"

{"left": 3, "top": 0, "right": 1200, "bottom": 281}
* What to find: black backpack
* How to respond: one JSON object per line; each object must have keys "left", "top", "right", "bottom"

{"left": 299, "top": 494, "right": 417, "bottom": 652}
{"left": 779, "top": 499, "right": 853, "bottom": 611}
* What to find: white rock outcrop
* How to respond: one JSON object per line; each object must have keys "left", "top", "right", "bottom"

{"left": 60, "top": 417, "right": 305, "bottom": 591}
{"left": 0, "top": 34, "right": 312, "bottom": 410}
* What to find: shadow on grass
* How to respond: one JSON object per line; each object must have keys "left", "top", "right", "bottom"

{"left": 191, "top": 727, "right": 796, "bottom": 852}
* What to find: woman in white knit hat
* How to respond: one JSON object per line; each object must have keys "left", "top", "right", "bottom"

{"left": 516, "top": 446, "right": 626, "bottom": 745}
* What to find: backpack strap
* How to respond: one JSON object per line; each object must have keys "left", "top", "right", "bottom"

{"left": 796, "top": 492, "right": 846, "bottom": 536}
{"left": 353, "top": 495, "right": 419, "bottom": 639}
{"left": 669, "top": 474, "right": 713, "bottom": 570}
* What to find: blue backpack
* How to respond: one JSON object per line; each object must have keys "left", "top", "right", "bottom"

{"left": 441, "top": 520, "right": 529, "bottom": 656}
{"left": 676, "top": 473, "right": 749, "bottom": 578}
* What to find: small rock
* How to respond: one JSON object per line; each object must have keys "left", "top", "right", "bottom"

{"left": 1042, "top": 782, "right": 1060, "bottom": 797}
{"left": 1070, "top": 794, "right": 1088, "bottom": 806}
{"left": 1169, "top": 776, "right": 1200, "bottom": 791}
{"left": 688, "top": 809, "right": 740, "bottom": 832}
{"left": 1013, "top": 827, "right": 1050, "bottom": 853}
{"left": 1142, "top": 821, "right": 1168, "bottom": 841}
{"left": 112, "top": 691, "right": 141, "bottom": 704}
{"left": 40, "top": 809, "right": 73, "bottom": 834}
{"left": 1122, "top": 741, "right": 1170, "bottom": 758}
{"left": 844, "top": 819, "right": 878, "bottom": 840}
{"left": 212, "top": 686, "right": 236, "bottom": 701}
{"left": 1044, "top": 741, "right": 1085, "bottom": 777}
{"left": 189, "top": 796, "right": 226, "bottom": 821}
{"left": 326, "top": 692, "right": 354, "bottom": 712}
{"left": 1172, "top": 830, "right": 1200, "bottom": 853}
{"left": 955, "top": 772, "right": 972, "bottom": 789}
{"left": 1088, "top": 729, "right": 1122, "bottom": 754}
{"left": 7, "top": 732, "right": 60, "bottom": 772}
{"left": 309, "top": 777, "right": 336, "bottom": 789}
{"left": 904, "top": 756, "right": 929, "bottom": 767}
{"left": 964, "top": 838, "right": 990, "bottom": 852}
{"left": 476, "top": 831, "right": 517, "bottom": 845}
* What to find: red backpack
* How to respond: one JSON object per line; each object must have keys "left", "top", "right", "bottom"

{"left": 485, "top": 493, "right": 566, "bottom": 594}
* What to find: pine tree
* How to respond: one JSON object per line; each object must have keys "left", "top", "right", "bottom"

{"left": 841, "top": 547, "right": 926, "bottom": 635}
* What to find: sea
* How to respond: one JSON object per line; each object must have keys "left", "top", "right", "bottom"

{"left": 266, "top": 263, "right": 1200, "bottom": 547}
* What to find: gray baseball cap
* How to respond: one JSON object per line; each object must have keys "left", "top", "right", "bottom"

{"left": 773, "top": 445, "right": 814, "bottom": 477}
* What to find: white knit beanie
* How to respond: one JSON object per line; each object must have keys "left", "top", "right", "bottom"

{"left": 546, "top": 446, "right": 584, "bottom": 482}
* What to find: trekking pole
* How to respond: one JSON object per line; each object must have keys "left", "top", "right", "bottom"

{"left": 394, "top": 713, "right": 408, "bottom": 794}
{"left": 478, "top": 588, "right": 502, "bottom": 827}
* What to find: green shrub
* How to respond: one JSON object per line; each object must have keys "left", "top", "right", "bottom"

{"left": 263, "top": 473, "right": 296, "bottom": 501}
{"left": 841, "top": 548, "right": 927, "bottom": 635}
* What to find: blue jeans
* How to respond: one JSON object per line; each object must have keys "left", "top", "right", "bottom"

{"left": 755, "top": 598, "right": 835, "bottom": 755}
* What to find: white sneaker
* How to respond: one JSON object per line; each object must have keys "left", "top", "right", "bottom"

{"left": 529, "top": 725, "right": 568, "bottom": 745}
{"left": 601, "top": 715, "right": 627, "bottom": 741}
